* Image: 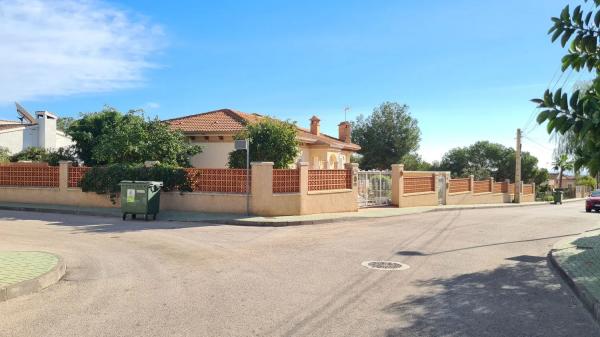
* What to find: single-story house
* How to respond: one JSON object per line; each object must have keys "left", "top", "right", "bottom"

{"left": 166, "top": 109, "right": 360, "bottom": 169}
{"left": 0, "top": 103, "right": 74, "bottom": 154}
{"left": 548, "top": 173, "right": 577, "bottom": 189}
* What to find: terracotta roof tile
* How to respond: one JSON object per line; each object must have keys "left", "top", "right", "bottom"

{"left": 165, "top": 109, "right": 360, "bottom": 151}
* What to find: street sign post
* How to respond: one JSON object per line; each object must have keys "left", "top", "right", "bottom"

{"left": 235, "top": 139, "right": 250, "bottom": 214}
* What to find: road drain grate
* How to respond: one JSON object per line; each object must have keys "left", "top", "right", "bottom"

{"left": 362, "top": 261, "right": 410, "bottom": 270}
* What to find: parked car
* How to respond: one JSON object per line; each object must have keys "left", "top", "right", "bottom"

{"left": 585, "top": 190, "right": 600, "bottom": 213}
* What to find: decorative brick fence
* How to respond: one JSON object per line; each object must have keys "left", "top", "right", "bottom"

{"left": 391, "top": 164, "right": 535, "bottom": 208}
{"left": 0, "top": 161, "right": 358, "bottom": 217}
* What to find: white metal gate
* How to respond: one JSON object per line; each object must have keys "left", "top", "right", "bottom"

{"left": 357, "top": 170, "right": 392, "bottom": 208}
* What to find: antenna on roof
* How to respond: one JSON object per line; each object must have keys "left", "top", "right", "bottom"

{"left": 344, "top": 106, "right": 350, "bottom": 122}
{"left": 15, "top": 102, "right": 36, "bottom": 124}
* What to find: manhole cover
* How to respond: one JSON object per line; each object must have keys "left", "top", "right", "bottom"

{"left": 362, "top": 261, "right": 410, "bottom": 270}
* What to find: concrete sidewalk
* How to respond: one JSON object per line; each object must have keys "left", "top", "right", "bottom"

{"left": 549, "top": 226, "right": 600, "bottom": 324}
{"left": 0, "top": 199, "right": 584, "bottom": 226}
{"left": 0, "top": 251, "right": 65, "bottom": 301}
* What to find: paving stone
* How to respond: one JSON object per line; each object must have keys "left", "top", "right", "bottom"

{"left": 0, "top": 252, "right": 58, "bottom": 287}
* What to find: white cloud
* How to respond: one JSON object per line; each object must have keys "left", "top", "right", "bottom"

{"left": 0, "top": 0, "right": 164, "bottom": 104}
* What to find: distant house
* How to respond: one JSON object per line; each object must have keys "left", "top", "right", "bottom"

{"left": 0, "top": 103, "right": 74, "bottom": 154}
{"left": 166, "top": 108, "right": 360, "bottom": 169}
{"left": 548, "top": 173, "right": 577, "bottom": 189}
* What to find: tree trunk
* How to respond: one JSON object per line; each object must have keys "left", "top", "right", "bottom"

{"left": 558, "top": 168, "right": 563, "bottom": 189}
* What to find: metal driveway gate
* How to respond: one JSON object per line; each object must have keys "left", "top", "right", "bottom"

{"left": 357, "top": 170, "right": 392, "bottom": 208}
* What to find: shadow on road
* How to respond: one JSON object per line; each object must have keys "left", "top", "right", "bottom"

{"left": 383, "top": 261, "right": 599, "bottom": 337}
{"left": 0, "top": 211, "right": 222, "bottom": 234}
{"left": 396, "top": 233, "right": 581, "bottom": 257}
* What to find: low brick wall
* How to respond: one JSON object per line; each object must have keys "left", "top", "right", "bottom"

{"left": 391, "top": 164, "right": 536, "bottom": 208}
{"left": 0, "top": 161, "right": 358, "bottom": 217}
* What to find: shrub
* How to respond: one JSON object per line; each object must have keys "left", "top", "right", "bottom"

{"left": 10, "top": 147, "right": 48, "bottom": 162}
{"left": 8, "top": 146, "right": 78, "bottom": 165}
{"left": 80, "top": 164, "right": 192, "bottom": 202}
{"left": 0, "top": 147, "right": 9, "bottom": 163}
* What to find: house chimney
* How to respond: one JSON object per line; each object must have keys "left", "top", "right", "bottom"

{"left": 338, "top": 121, "right": 351, "bottom": 143}
{"left": 310, "top": 116, "right": 320, "bottom": 135}
{"left": 36, "top": 111, "right": 57, "bottom": 150}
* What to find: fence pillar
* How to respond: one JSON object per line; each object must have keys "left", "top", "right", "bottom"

{"left": 58, "top": 161, "right": 71, "bottom": 192}
{"left": 298, "top": 162, "right": 309, "bottom": 195}
{"left": 391, "top": 164, "right": 404, "bottom": 207}
{"left": 344, "top": 162, "right": 359, "bottom": 203}
{"left": 532, "top": 182, "right": 536, "bottom": 196}
{"left": 489, "top": 177, "right": 494, "bottom": 193}
{"left": 250, "top": 162, "right": 273, "bottom": 215}
{"left": 469, "top": 175, "right": 474, "bottom": 195}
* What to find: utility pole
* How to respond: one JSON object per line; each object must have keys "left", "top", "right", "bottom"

{"left": 514, "top": 128, "right": 522, "bottom": 203}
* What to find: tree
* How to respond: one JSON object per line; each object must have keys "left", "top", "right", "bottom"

{"left": 351, "top": 102, "right": 421, "bottom": 170}
{"left": 401, "top": 152, "right": 432, "bottom": 171}
{"left": 67, "top": 107, "right": 201, "bottom": 166}
{"left": 533, "top": 2, "right": 600, "bottom": 176}
{"left": 577, "top": 175, "right": 597, "bottom": 189}
{"left": 552, "top": 153, "right": 574, "bottom": 188}
{"left": 57, "top": 117, "right": 74, "bottom": 132}
{"left": 228, "top": 117, "right": 299, "bottom": 169}
{"left": 437, "top": 141, "right": 542, "bottom": 182}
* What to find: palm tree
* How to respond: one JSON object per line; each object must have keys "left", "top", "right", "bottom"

{"left": 552, "top": 154, "right": 574, "bottom": 189}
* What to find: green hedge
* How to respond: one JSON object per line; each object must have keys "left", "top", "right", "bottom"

{"left": 80, "top": 164, "right": 192, "bottom": 199}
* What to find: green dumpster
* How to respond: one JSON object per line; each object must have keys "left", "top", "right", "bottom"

{"left": 553, "top": 189, "right": 563, "bottom": 205}
{"left": 119, "top": 181, "right": 163, "bottom": 220}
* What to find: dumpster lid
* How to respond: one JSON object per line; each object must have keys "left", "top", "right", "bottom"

{"left": 119, "top": 180, "right": 163, "bottom": 187}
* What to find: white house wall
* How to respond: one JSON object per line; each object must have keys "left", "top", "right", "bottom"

{"left": 190, "top": 142, "right": 236, "bottom": 168}
{"left": 0, "top": 127, "right": 37, "bottom": 154}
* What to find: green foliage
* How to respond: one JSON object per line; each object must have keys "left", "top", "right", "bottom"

{"left": 56, "top": 117, "right": 74, "bottom": 132}
{"left": 369, "top": 174, "right": 392, "bottom": 191}
{"left": 534, "top": 168, "right": 551, "bottom": 193}
{"left": 436, "top": 141, "right": 542, "bottom": 182}
{"left": 80, "top": 164, "right": 192, "bottom": 198}
{"left": 401, "top": 152, "right": 432, "bottom": 171}
{"left": 8, "top": 147, "right": 77, "bottom": 165}
{"left": 552, "top": 153, "right": 575, "bottom": 188}
{"left": 228, "top": 117, "right": 299, "bottom": 169}
{"left": 534, "top": 1, "right": 600, "bottom": 176}
{"left": 351, "top": 102, "right": 421, "bottom": 170}
{"left": 67, "top": 107, "right": 201, "bottom": 166}
{"left": 10, "top": 147, "right": 48, "bottom": 162}
{"left": 577, "top": 175, "right": 597, "bottom": 188}
{"left": 0, "top": 147, "right": 11, "bottom": 163}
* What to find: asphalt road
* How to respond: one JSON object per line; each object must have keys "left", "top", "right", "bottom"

{"left": 1, "top": 202, "right": 599, "bottom": 337}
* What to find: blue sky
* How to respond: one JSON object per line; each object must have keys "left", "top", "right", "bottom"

{"left": 0, "top": 0, "right": 588, "bottom": 168}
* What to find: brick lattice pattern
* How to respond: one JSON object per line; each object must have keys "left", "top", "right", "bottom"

{"left": 403, "top": 176, "right": 434, "bottom": 194}
{"left": 473, "top": 180, "right": 491, "bottom": 194}
{"left": 273, "top": 169, "right": 300, "bottom": 193}
{"left": 493, "top": 182, "right": 505, "bottom": 193}
{"left": 186, "top": 168, "right": 250, "bottom": 193}
{"left": 68, "top": 166, "right": 91, "bottom": 188}
{"left": 449, "top": 178, "right": 470, "bottom": 193}
{"left": 522, "top": 184, "right": 533, "bottom": 195}
{"left": 507, "top": 183, "right": 515, "bottom": 194}
{"left": 0, "top": 164, "right": 59, "bottom": 188}
{"left": 308, "top": 169, "right": 352, "bottom": 191}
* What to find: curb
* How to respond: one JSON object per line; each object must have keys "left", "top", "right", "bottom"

{"left": 548, "top": 249, "right": 600, "bottom": 324}
{"left": 0, "top": 253, "right": 66, "bottom": 302}
{"left": 0, "top": 199, "right": 578, "bottom": 227}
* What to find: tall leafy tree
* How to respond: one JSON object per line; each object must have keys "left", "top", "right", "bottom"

{"left": 67, "top": 107, "right": 201, "bottom": 166}
{"left": 228, "top": 117, "right": 299, "bottom": 169}
{"left": 533, "top": 1, "right": 600, "bottom": 176}
{"left": 437, "top": 141, "right": 542, "bottom": 182}
{"left": 351, "top": 102, "right": 421, "bottom": 170}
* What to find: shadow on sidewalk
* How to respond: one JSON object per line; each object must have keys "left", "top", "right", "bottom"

{"left": 383, "top": 261, "right": 600, "bottom": 337}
